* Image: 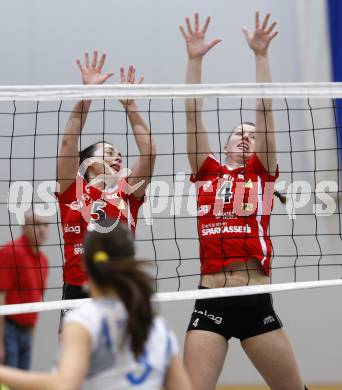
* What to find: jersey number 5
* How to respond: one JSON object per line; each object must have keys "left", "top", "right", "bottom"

{"left": 90, "top": 201, "right": 106, "bottom": 222}
{"left": 216, "top": 180, "right": 233, "bottom": 203}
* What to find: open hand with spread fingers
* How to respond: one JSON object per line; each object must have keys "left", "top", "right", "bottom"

{"left": 179, "top": 13, "right": 222, "bottom": 60}
{"left": 76, "top": 51, "right": 114, "bottom": 85}
{"left": 119, "top": 65, "right": 144, "bottom": 109}
{"left": 242, "top": 11, "right": 278, "bottom": 57}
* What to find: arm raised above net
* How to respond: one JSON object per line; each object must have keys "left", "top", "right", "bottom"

{"left": 242, "top": 11, "right": 278, "bottom": 176}
{"left": 119, "top": 66, "right": 156, "bottom": 199}
{"left": 179, "top": 14, "right": 221, "bottom": 175}
{"left": 57, "top": 51, "right": 114, "bottom": 194}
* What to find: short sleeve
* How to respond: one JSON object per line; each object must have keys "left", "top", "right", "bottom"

{"left": 248, "top": 154, "right": 279, "bottom": 181}
{"left": 190, "top": 155, "right": 222, "bottom": 183}
{"left": 127, "top": 192, "right": 144, "bottom": 209}
{"left": 166, "top": 329, "right": 179, "bottom": 359}
{"left": 63, "top": 304, "right": 99, "bottom": 350}
{"left": 55, "top": 179, "right": 77, "bottom": 203}
{"left": 119, "top": 178, "right": 145, "bottom": 207}
{"left": 155, "top": 317, "right": 179, "bottom": 363}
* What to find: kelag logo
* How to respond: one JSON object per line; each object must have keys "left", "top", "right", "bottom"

{"left": 64, "top": 225, "right": 81, "bottom": 234}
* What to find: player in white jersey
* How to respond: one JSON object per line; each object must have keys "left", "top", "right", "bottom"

{"left": 0, "top": 221, "right": 192, "bottom": 390}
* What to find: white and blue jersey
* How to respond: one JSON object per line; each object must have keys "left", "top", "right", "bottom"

{"left": 63, "top": 298, "right": 178, "bottom": 390}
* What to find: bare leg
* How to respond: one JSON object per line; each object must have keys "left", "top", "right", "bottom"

{"left": 241, "top": 329, "right": 304, "bottom": 390}
{"left": 184, "top": 330, "right": 228, "bottom": 390}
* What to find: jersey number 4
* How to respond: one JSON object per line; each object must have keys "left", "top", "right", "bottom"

{"left": 216, "top": 180, "right": 233, "bottom": 203}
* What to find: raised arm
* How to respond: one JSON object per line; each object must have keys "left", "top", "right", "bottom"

{"left": 56, "top": 51, "right": 113, "bottom": 194}
{"left": 179, "top": 14, "right": 221, "bottom": 175}
{"left": 119, "top": 66, "right": 156, "bottom": 199}
{"left": 242, "top": 12, "right": 278, "bottom": 175}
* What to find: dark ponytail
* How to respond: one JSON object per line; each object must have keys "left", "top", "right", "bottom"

{"left": 83, "top": 221, "right": 154, "bottom": 359}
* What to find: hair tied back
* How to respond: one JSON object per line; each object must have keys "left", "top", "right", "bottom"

{"left": 93, "top": 251, "right": 109, "bottom": 263}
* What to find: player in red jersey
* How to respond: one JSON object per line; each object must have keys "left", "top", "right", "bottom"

{"left": 0, "top": 212, "right": 49, "bottom": 369}
{"left": 56, "top": 52, "right": 156, "bottom": 302}
{"left": 180, "top": 12, "right": 306, "bottom": 390}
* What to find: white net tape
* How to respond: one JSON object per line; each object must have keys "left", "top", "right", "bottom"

{"left": 0, "top": 82, "right": 342, "bottom": 100}
{"left": 0, "top": 280, "right": 341, "bottom": 316}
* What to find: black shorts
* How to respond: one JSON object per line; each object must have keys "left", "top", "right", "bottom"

{"left": 62, "top": 284, "right": 89, "bottom": 300}
{"left": 187, "top": 290, "right": 282, "bottom": 341}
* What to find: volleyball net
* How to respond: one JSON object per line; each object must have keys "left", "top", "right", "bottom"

{"left": 1, "top": 82, "right": 342, "bottom": 314}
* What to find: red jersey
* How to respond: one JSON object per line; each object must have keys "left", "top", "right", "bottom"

{"left": 56, "top": 176, "right": 143, "bottom": 286}
{"left": 191, "top": 154, "right": 279, "bottom": 276}
{"left": 0, "top": 235, "right": 48, "bottom": 327}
